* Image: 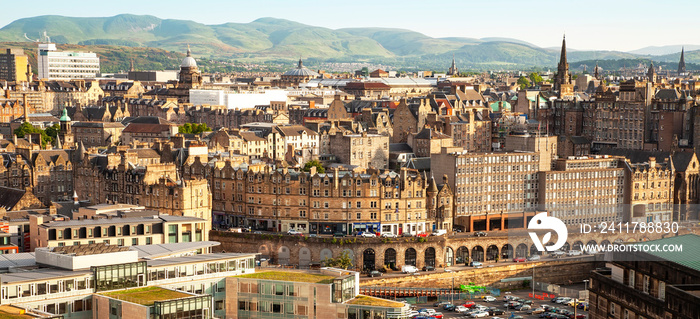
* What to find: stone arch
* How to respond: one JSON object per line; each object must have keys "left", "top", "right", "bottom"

{"left": 516, "top": 243, "right": 529, "bottom": 257}
{"left": 486, "top": 245, "right": 499, "bottom": 261}
{"left": 299, "top": 247, "right": 311, "bottom": 268}
{"left": 601, "top": 239, "right": 611, "bottom": 247}
{"left": 424, "top": 247, "right": 436, "bottom": 267}
{"left": 562, "top": 242, "right": 571, "bottom": 251}
{"left": 342, "top": 249, "right": 355, "bottom": 267}
{"left": 278, "top": 246, "right": 290, "bottom": 265}
{"left": 320, "top": 248, "right": 333, "bottom": 262}
{"left": 471, "top": 246, "right": 484, "bottom": 262}
{"left": 384, "top": 248, "right": 397, "bottom": 269}
{"left": 501, "top": 244, "right": 514, "bottom": 259}
{"left": 573, "top": 241, "right": 584, "bottom": 251}
{"left": 444, "top": 247, "right": 454, "bottom": 266}
{"left": 530, "top": 244, "right": 541, "bottom": 256}
{"left": 456, "top": 246, "right": 469, "bottom": 264}
{"left": 363, "top": 248, "right": 376, "bottom": 271}
{"left": 586, "top": 240, "right": 597, "bottom": 247}
{"left": 258, "top": 245, "right": 270, "bottom": 260}
{"left": 405, "top": 248, "right": 417, "bottom": 266}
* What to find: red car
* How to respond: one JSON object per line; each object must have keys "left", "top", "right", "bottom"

{"left": 513, "top": 257, "right": 526, "bottom": 262}
{"left": 463, "top": 301, "right": 476, "bottom": 308}
{"left": 575, "top": 315, "right": 586, "bottom": 319}
{"left": 416, "top": 232, "right": 429, "bottom": 237}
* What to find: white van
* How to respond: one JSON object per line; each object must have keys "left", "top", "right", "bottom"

{"left": 401, "top": 265, "right": 419, "bottom": 274}
{"left": 431, "top": 229, "right": 447, "bottom": 236}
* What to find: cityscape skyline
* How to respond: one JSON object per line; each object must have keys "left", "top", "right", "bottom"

{"left": 3, "top": 0, "right": 700, "bottom": 52}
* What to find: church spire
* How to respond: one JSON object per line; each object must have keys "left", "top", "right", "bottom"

{"left": 448, "top": 53, "right": 458, "bottom": 76}
{"left": 678, "top": 47, "right": 686, "bottom": 75}
{"left": 555, "top": 34, "right": 571, "bottom": 91}
{"left": 648, "top": 61, "right": 657, "bottom": 83}
{"left": 298, "top": 57, "right": 303, "bottom": 69}
{"left": 594, "top": 62, "right": 599, "bottom": 79}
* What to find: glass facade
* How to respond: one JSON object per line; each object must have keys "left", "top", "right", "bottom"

{"left": 93, "top": 261, "right": 147, "bottom": 291}
{"left": 151, "top": 295, "right": 211, "bottom": 319}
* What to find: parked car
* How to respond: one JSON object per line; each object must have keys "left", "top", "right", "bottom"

{"left": 422, "top": 265, "right": 435, "bottom": 271}
{"left": 473, "top": 231, "right": 487, "bottom": 237}
{"left": 551, "top": 251, "right": 566, "bottom": 257}
{"left": 455, "top": 305, "right": 468, "bottom": 313}
{"left": 416, "top": 232, "right": 429, "bottom": 237}
{"left": 368, "top": 270, "right": 382, "bottom": 277}
{"left": 431, "top": 229, "right": 447, "bottom": 236}
{"left": 483, "top": 296, "right": 497, "bottom": 302}
{"left": 431, "top": 312, "right": 443, "bottom": 318}
{"left": 529, "top": 308, "right": 546, "bottom": 314}
{"left": 463, "top": 301, "right": 476, "bottom": 308}
{"left": 470, "top": 311, "right": 489, "bottom": 318}
{"left": 332, "top": 232, "right": 345, "bottom": 237}
{"left": 380, "top": 233, "right": 397, "bottom": 238}
{"left": 401, "top": 265, "right": 419, "bottom": 274}
{"left": 401, "top": 232, "right": 414, "bottom": 237}
{"left": 287, "top": 229, "right": 302, "bottom": 235}
{"left": 469, "top": 261, "right": 483, "bottom": 268}
{"left": 513, "top": 257, "right": 526, "bottom": 262}
{"left": 443, "top": 303, "right": 455, "bottom": 311}
{"left": 567, "top": 250, "right": 582, "bottom": 256}
{"left": 359, "top": 232, "right": 377, "bottom": 238}
{"left": 489, "top": 308, "right": 505, "bottom": 315}
{"left": 528, "top": 255, "right": 541, "bottom": 261}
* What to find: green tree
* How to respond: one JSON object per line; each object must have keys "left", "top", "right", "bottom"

{"left": 303, "top": 160, "right": 325, "bottom": 174}
{"left": 517, "top": 76, "right": 530, "bottom": 90}
{"left": 14, "top": 122, "right": 41, "bottom": 138}
{"left": 178, "top": 123, "right": 211, "bottom": 134}
{"left": 528, "top": 72, "right": 543, "bottom": 85}
{"left": 44, "top": 123, "right": 61, "bottom": 139}
{"left": 13, "top": 122, "right": 54, "bottom": 148}
{"left": 322, "top": 251, "right": 353, "bottom": 269}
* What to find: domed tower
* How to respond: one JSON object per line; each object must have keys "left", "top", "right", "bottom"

{"left": 178, "top": 45, "right": 202, "bottom": 89}
{"left": 59, "top": 107, "right": 74, "bottom": 148}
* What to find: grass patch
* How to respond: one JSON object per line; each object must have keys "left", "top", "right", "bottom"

{"left": 236, "top": 271, "right": 335, "bottom": 284}
{"left": 0, "top": 305, "right": 34, "bottom": 319}
{"left": 346, "top": 295, "right": 406, "bottom": 308}
{"left": 101, "top": 286, "right": 190, "bottom": 306}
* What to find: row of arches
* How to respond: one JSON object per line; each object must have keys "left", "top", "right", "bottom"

{"left": 265, "top": 239, "right": 611, "bottom": 270}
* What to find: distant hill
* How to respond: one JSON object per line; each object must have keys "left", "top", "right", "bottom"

{"left": 628, "top": 45, "right": 700, "bottom": 56}
{"left": 2, "top": 14, "right": 699, "bottom": 70}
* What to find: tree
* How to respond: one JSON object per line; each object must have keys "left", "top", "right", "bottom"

{"left": 44, "top": 123, "right": 60, "bottom": 139}
{"left": 322, "top": 251, "right": 353, "bottom": 269}
{"left": 528, "top": 72, "right": 543, "bottom": 85}
{"left": 178, "top": 123, "right": 211, "bottom": 134}
{"left": 303, "top": 160, "right": 325, "bottom": 174}
{"left": 517, "top": 76, "right": 530, "bottom": 90}
{"left": 13, "top": 122, "right": 54, "bottom": 148}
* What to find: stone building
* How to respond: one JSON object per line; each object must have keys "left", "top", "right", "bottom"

{"left": 72, "top": 121, "right": 125, "bottom": 148}
{"left": 191, "top": 162, "right": 442, "bottom": 236}
{"left": 329, "top": 131, "right": 389, "bottom": 169}
{"left": 391, "top": 98, "right": 430, "bottom": 143}
{"left": 621, "top": 157, "right": 674, "bottom": 223}
{"left": 538, "top": 156, "right": 625, "bottom": 226}
{"left": 407, "top": 128, "right": 452, "bottom": 158}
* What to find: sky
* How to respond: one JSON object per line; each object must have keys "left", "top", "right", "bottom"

{"left": 3, "top": 0, "right": 699, "bottom": 52}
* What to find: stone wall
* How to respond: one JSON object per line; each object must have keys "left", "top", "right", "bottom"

{"left": 361, "top": 258, "right": 604, "bottom": 289}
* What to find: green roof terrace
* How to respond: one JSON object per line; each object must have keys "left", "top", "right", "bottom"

{"left": 100, "top": 286, "right": 191, "bottom": 306}
{"left": 235, "top": 270, "right": 335, "bottom": 284}
{"left": 346, "top": 295, "right": 406, "bottom": 308}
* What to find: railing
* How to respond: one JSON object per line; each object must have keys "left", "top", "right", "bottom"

{"left": 360, "top": 286, "right": 500, "bottom": 298}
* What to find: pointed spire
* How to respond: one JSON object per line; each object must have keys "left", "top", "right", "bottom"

{"left": 187, "top": 44, "right": 191, "bottom": 57}
{"left": 75, "top": 140, "right": 86, "bottom": 163}
{"left": 560, "top": 34, "right": 567, "bottom": 63}
{"left": 55, "top": 135, "right": 62, "bottom": 149}
{"left": 678, "top": 47, "right": 686, "bottom": 75}
{"left": 297, "top": 57, "right": 303, "bottom": 69}
{"left": 594, "top": 62, "right": 599, "bottom": 79}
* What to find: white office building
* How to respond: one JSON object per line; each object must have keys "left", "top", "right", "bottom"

{"left": 189, "top": 89, "right": 289, "bottom": 109}
{"left": 37, "top": 42, "right": 100, "bottom": 80}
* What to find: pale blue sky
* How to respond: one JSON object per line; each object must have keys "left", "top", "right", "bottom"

{"left": 3, "top": 0, "right": 698, "bottom": 51}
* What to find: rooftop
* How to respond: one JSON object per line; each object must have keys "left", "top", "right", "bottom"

{"left": 0, "top": 305, "right": 34, "bottom": 319}
{"left": 101, "top": 286, "right": 191, "bottom": 306}
{"left": 49, "top": 243, "right": 130, "bottom": 256}
{"left": 346, "top": 295, "right": 406, "bottom": 308}
{"left": 235, "top": 270, "right": 335, "bottom": 284}
{"left": 630, "top": 234, "right": 700, "bottom": 272}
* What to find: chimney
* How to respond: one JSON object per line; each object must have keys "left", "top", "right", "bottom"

{"left": 309, "top": 166, "right": 316, "bottom": 175}
{"left": 443, "top": 174, "right": 448, "bottom": 185}
{"left": 649, "top": 157, "right": 656, "bottom": 167}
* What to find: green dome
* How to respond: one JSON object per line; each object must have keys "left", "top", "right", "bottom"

{"left": 59, "top": 108, "right": 71, "bottom": 122}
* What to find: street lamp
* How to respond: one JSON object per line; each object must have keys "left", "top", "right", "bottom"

{"left": 446, "top": 269, "right": 455, "bottom": 304}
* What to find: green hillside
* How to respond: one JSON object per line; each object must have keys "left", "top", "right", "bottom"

{"left": 2, "top": 14, "right": 699, "bottom": 70}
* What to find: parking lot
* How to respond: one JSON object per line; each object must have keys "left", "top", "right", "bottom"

{"left": 408, "top": 288, "right": 588, "bottom": 319}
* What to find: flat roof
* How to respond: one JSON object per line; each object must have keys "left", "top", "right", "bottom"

{"left": 40, "top": 214, "right": 204, "bottom": 228}
{"left": 101, "top": 286, "right": 191, "bottom": 306}
{"left": 0, "top": 253, "right": 35, "bottom": 268}
{"left": 1, "top": 268, "right": 91, "bottom": 284}
{"left": 146, "top": 253, "right": 256, "bottom": 268}
{"left": 130, "top": 241, "right": 220, "bottom": 259}
{"left": 235, "top": 270, "right": 335, "bottom": 284}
